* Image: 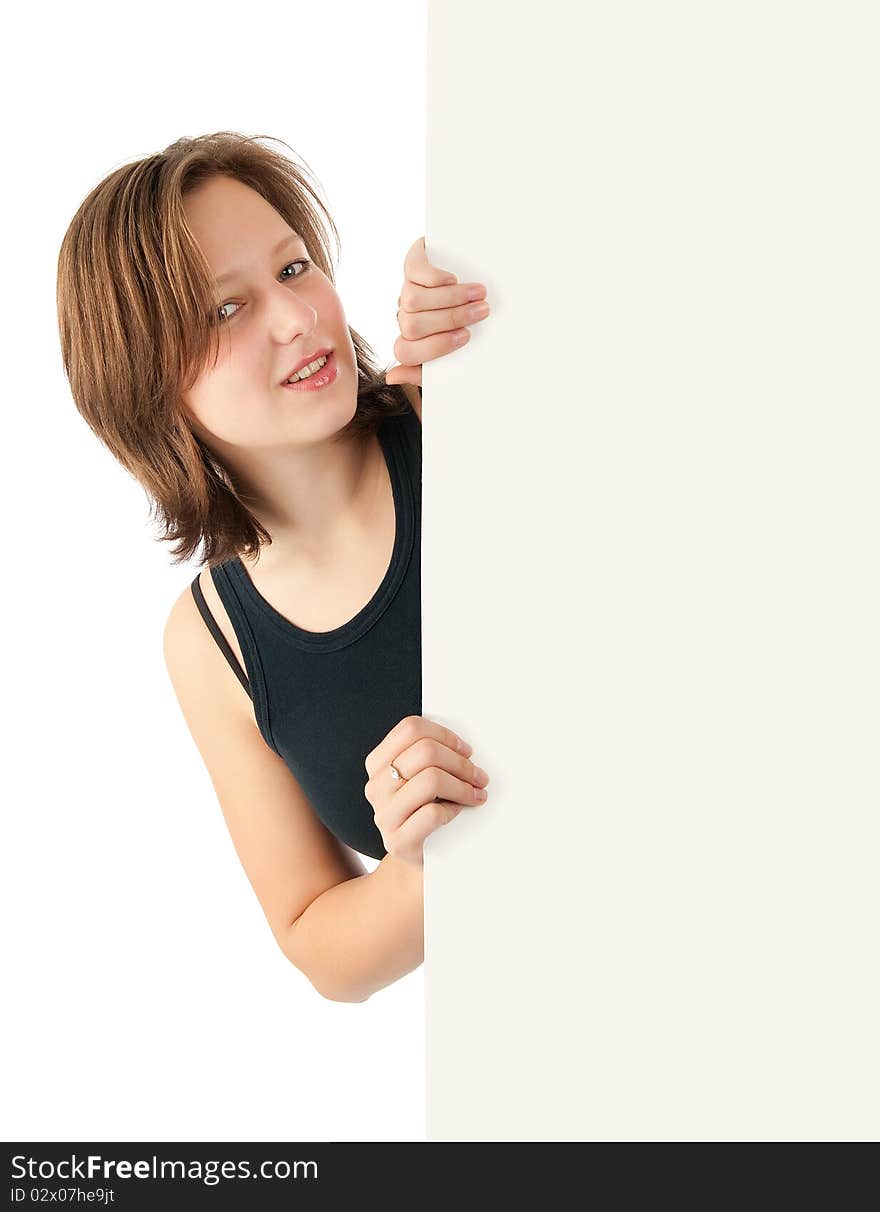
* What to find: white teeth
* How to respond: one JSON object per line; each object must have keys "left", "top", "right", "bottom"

{"left": 285, "top": 354, "right": 328, "bottom": 383}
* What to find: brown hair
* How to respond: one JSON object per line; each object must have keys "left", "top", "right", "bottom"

{"left": 56, "top": 131, "right": 410, "bottom": 567}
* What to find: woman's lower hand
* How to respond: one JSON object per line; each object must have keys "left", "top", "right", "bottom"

{"left": 364, "top": 715, "right": 491, "bottom": 867}
{"left": 385, "top": 236, "right": 490, "bottom": 388}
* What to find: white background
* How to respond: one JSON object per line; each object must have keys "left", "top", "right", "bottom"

{"left": 2, "top": 0, "right": 428, "bottom": 1142}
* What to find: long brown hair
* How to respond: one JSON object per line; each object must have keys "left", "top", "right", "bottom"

{"left": 56, "top": 131, "right": 409, "bottom": 567}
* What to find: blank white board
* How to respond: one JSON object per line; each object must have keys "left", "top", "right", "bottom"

{"left": 422, "top": 0, "right": 879, "bottom": 1141}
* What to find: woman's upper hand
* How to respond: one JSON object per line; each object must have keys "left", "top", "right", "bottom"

{"left": 385, "top": 237, "right": 491, "bottom": 388}
{"left": 364, "top": 715, "right": 491, "bottom": 867}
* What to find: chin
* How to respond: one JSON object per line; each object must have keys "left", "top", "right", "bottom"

{"left": 314, "top": 384, "right": 360, "bottom": 442}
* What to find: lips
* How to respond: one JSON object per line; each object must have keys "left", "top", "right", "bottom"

{"left": 279, "top": 348, "right": 333, "bottom": 385}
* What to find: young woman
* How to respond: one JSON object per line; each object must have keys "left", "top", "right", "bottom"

{"left": 55, "top": 131, "right": 492, "bottom": 1004}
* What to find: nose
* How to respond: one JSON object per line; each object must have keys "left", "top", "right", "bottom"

{"left": 267, "top": 280, "right": 317, "bottom": 345}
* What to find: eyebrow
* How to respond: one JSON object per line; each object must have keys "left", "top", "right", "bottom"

{"left": 214, "top": 232, "right": 304, "bottom": 286}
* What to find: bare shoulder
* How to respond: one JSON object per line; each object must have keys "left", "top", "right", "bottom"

{"left": 170, "top": 569, "right": 250, "bottom": 699}
{"left": 163, "top": 575, "right": 249, "bottom": 715}
{"left": 162, "top": 579, "right": 367, "bottom": 984}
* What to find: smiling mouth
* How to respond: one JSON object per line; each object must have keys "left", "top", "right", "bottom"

{"left": 280, "top": 347, "right": 333, "bottom": 384}
{"left": 280, "top": 350, "right": 339, "bottom": 391}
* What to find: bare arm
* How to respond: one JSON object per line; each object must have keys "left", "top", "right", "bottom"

{"left": 163, "top": 584, "right": 423, "bottom": 1003}
{"left": 284, "top": 851, "right": 423, "bottom": 1003}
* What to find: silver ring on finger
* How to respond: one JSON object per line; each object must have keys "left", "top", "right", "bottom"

{"left": 389, "top": 761, "right": 407, "bottom": 784}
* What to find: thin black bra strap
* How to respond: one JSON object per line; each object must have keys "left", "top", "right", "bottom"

{"left": 189, "top": 573, "right": 253, "bottom": 700}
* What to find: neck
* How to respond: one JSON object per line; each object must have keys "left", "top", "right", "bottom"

{"left": 213, "top": 428, "right": 385, "bottom": 571}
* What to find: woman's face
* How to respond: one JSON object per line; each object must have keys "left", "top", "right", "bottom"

{"left": 180, "top": 175, "right": 358, "bottom": 453}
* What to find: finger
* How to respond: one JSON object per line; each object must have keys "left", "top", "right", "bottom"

{"left": 403, "top": 235, "right": 459, "bottom": 288}
{"left": 397, "top": 298, "right": 490, "bottom": 345}
{"left": 394, "top": 736, "right": 488, "bottom": 788}
{"left": 384, "top": 364, "right": 423, "bottom": 388}
{"left": 365, "top": 714, "right": 472, "bottom": 780}
{"left": 398, "top": 280, "right": 486, "bottom": 314}
{"left": 382, "top": 767, "right": 488, "bottom": 834}
{"left": 389, "top": 798, "right": 465, "bottom": 858}
{"left": 393, "top": 327, "right": 470, "bottom": 369}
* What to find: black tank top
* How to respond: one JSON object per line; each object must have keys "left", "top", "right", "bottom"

{"left": 190, "top": 403, "right": 421, "bottom": 860}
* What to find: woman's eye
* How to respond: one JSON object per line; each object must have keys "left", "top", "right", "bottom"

{"left": 280, "top": 258, "right": 311, "bottom": 282}
{"left": 215, "top": 260, "right": 312, "bottom": 323}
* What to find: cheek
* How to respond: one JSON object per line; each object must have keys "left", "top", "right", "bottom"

{"left": 318, "top": 281, "right": 347, "bottom": 324}
{"left": 183, "top": 360, "right": 262, "bottom": 441}
{"left": 322, "top": 293, "right": 355, "bottom": 354}
{"left": 194, "top": 335, "right": 260, "bottom": 399}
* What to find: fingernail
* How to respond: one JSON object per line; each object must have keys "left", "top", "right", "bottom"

{"left": 452, "top": 330, "right": 469, "bottom": 346}
{"left": 458, "top": 738, "right": 473, "bottom": 756}
{"left": 466, "top": 285, "right": 486, "bottom": 301}
{"left": 475, "top": 788, "right": 488, "bottom": 801}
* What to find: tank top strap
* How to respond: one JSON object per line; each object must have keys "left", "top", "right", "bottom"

{"left": 207, "top": 563, "right": 278, "bottom": 754}
{"left": 189, "top": 573, "right": 252, "bottom": 699}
